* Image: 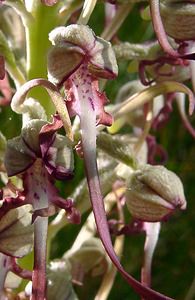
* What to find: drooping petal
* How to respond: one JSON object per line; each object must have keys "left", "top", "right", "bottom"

{"left": 89, "top": 36, "right": 118, "bottom": 79}
{"left": 11, "top": 78, "right": 73, "bottom": 141}
{"left": 0, "top": 194, "right": 26, "bottom": 219}
{"left": 4, "top": 136, "right": 36, "bottom": 177}
{"left": 47, "top": 44, "right": 85, "bottom": 86}
{"left": 141, "top": 222, "right": 161, "bottom": 287}
{"left": 39, "top": 115, "right": 74, "bottom": 180}
{"left": 0, "top": 205, "right": 33, "bottom": 257}
{"left": 4, "top": 120, "right": 48, "bottom": 177}
{"left": 22, "top": 119, "right": 47, "bottom": 156}
{"left": 47, "top": 260, "right": 79, "bottom": 300}
{"left": 47, "top": 23, "right": 171, "bottom": 300}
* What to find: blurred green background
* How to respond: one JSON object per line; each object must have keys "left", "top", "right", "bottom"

{"left": 0, "top": 2, "right": 194, "bottom": 299}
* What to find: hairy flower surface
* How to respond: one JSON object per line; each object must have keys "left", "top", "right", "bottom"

{"left": 47, "top": 24, "right": 173, "bottom": 300}
{"left": 48, "top": 24, "right": 117, "bottom": 126}
{"left": 126, "top": 164, "right": 186, "bottom": 222}
{"left": 3, "top": 116, "right": 78, "bottom": 220}
{"left": 0, "top": 0, "right": 193, "bottom": 299}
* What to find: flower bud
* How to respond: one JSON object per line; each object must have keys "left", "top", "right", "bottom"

{"left": 145, "top": 62, "right": 190, "bottom": 83}
{"left": 126, "top": 164, "right": 186, "bottom": 222}
{"left": 47, "top": 260, "right": 78, "bottom": 300}
{"left": 113, "top": 40, "right": 160, "bottom": 61}
{"left": 65, "top": 238, "right": 111, "bottom": 277}
{"left": 0, "top": 205, "right": 33, "bottom": 257}
{"left": 160, "top": 0, "right": 195, "bottom": 40}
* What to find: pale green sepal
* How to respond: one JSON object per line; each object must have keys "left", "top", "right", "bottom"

{"left": 49, "top": 25, "right": 95, "bottom": 52}
{"left": 4, "top": 136, "right": 35, "bottom": 177}
{"left": 0, "top": 205, "right": 34, "bottom": 257}
{"left": 161, "top": 0, "right": 195, "bottom": 40}
{"left": 5, "top": 272, "right": 22, "bottom": 289}
{"left": 47, "top": 44, "right": 84, "bottom": 85}
{"left": 47, "top": 260, "right": 78, "bottom": 300}
{"left": 66, "top": 237, "right": 111, "bottom": 276}
{"left": 22, "top": 98, "right": 47, "bottom": 125}
{"left": 126, "top": 164, "right": 187, "bottom": 222}
{"left": 89, "top": 36, "right": 118, "bottom": 78}
{"left": 51, "top": 134, "right": 74, "bottom": 173}
{"left": 0, "top": 30, "right": 17, "bottom": 70}
{"left": 0, "top": 6, "right": 25, "bottom": 66}
{"left": 48, "top": 24, "right": 118, "bottom": 82}
{"left": 139, "top": 164, "right": 186, "bottom": 208}
{"left": 21, "top": 119, "right": 47, "bottom": 155}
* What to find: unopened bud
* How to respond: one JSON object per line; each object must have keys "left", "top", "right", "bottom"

{"left": 160, "top": 0, "right": 195, "bottom": 40}
{"left": 126, "top": 164, "right": 186, "bottom": 222}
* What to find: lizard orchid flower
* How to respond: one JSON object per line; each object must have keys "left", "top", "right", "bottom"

{"left": 125, "top": 164, "right": 186, "bottom": 222}
{"left": 3, "top": 115, "right": 79, "bottom": 300}
{"left": 47, "top": 24, "right": 173, "bottom": 300}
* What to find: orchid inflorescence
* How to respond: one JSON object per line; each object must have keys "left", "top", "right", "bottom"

{"left": 0, "top": 0, "right": 194, "bottom": 299}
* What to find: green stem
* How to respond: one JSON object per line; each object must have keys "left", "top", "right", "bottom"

{"left": 6, "top": 63, "right": 26, "bottom": 88}
{"left": 25, "top": 1, "right": 60, "bottom": 115}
